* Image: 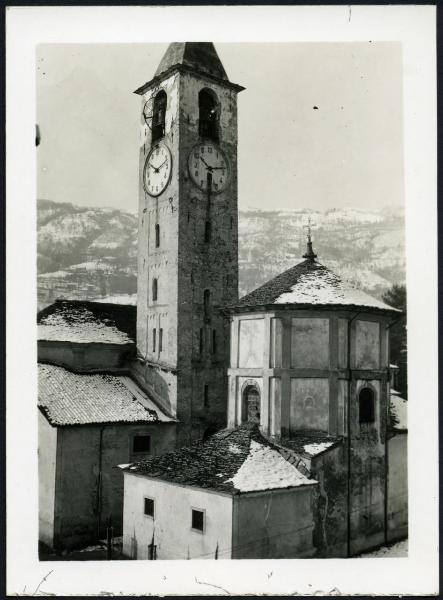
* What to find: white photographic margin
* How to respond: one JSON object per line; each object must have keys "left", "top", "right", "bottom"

{"left": 6, "top": 5, "right": 438, "bottom": 596}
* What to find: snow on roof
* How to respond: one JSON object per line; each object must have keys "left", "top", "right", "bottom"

{"left": 37, "top": 300, "right": 136, "bottom": 344}
{"left": 124, "top": 425, "right": 317, "bottom": 494}
{"left": 230, "top": 259, "right": 399, "bottom": 314}
{"left": 302, "top": 441, "right": 335, "bottom": 456}
{"left": 225, "top": 440, "right": 315, "bottom": 492}
{"left": 280, "top": 430, "right": 342, "bottom": 459}
{"left": 94, "top": 294, "right": 137, "bottom": 306}
{"left": 38, "top": 364, "right": 174, "bottom": 426}
{"left": 389, "top": 393, "right": 407, "bottom": 431}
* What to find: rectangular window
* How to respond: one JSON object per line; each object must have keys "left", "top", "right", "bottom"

{"left": 153, "top": 328, "right": 156, "bottom": 353}
{"left": 191, "top": 508, "right": 205, "bottom": 532}
{"left": 212, "top": 330, "right": 217, "bottom": 355}
{"left": 133, "top": 435, "right": 151, "bottom": 453}
{"left": 159, "top": 328, "right": 163, "bottom": 352}
{"left": 199, "top": 328, "right": 203, "bottom": 354}
{"left": 144, "top": 497, "right": 155, "bottom": 518}
{"left": 204, "top": 384, "right": 209, "bottom": 407}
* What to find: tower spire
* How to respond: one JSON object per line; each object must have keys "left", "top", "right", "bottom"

{"left": 302, "top": 217, "right": 318, "bottom": 260}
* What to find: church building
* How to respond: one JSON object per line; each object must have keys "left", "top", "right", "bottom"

{"left": 38, "top": 42, "right": 407, "bottom": 557}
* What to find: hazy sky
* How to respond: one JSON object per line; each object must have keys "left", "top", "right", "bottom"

{"left": 37, "top": 42, "right": 404, "bottom": 212}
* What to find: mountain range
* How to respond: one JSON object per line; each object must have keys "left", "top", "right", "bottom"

{"left": 37, "top": 199, "right": 405, "bottom": 311}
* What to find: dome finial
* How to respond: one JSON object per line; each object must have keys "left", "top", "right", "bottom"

{"left": 302, "top": 216, "right": 318, "bottom": 260}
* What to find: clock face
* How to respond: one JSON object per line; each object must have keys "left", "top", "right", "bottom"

{"left": 188, "top": 143, "right": 230, "bottom": 194}
{"left": 143, "top": 143, "right": 172, "bottom": 197}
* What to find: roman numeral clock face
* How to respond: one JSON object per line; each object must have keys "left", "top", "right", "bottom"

{"left": 188, "top": 143, "right": 230, "bottom": 194}
{"left": 144, "top": 143, "right": 172, "bottom": 197}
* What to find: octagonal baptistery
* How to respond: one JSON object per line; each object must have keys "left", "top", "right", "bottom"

{"left": 225, "top": 245, "right": 400, "bottom": 442}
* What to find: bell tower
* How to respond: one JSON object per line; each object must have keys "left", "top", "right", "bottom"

{"left": 134, "top": 43, "right": 244, "bottom": 445}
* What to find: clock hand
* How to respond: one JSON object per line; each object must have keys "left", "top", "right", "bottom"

{"left": 200, "top": 156, "right": 210, "bottom": 169}
{"left": 149, "top": 162, "right": 160, "bottom": 173}
{"left": 157, "top": 158, "right": 167, "bottom": 169}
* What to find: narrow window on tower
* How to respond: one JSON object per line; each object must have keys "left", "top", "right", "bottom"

{"left": 204, "top": 384, "right": 209, "bottom": 408}
{"left": 153, "top": 328, "right": 157, "bottom": 353}
{"left": 152, "top": 90, "right": 167, "bottom": 143}
{"left": 203, "top": 289, "right": 211, "bottom": 322}
{"left": 359, "top": 387, "right": 375, "bottom": 424}
{"left": 199, "top": 328, "right": 203, "bottom": 354}
{"left": 159, "top": 328, "right": 163, "bottom": 353}
{"left": 204, "top": 221, "right": 211, "bottom": 243}
{"left": 230, "top": 216, "right": 234, "bottom": 229}
{"left": 198, "top": 89, "right": 219, "bottom": 142}
{"left": 212, "top": 330, "right": 217, "bottom": 356}
{"left": 152, "top": 278, "right": 158, "bottom": 302}
{"left": 155, "top": 223, "right": 160, "bottom": 248}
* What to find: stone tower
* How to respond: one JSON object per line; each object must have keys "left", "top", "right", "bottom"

{"left": 134, "top": 43, "right": 244, "bottom": 445}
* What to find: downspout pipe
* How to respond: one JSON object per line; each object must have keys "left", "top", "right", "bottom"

{"left": 346, "top": 311, "right": 361, "bottom": 558}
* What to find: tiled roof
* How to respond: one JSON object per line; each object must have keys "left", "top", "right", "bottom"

{"left": 38, "top": 364, "right": 174, "bottom": 426}
{"left": 230, "top": 259, "right": 399, "bottom": 314}
{"left": 37, "top": 300, "right": 136, "bottom": 344}
{"left": 124, "top": 425, "right": 316, "bottom": 494}
{"left": 281, "top": 430, "right": 342, "bottom": 458}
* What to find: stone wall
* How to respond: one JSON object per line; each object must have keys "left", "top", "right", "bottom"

{"left": 136, "top": 69, "right": 240, "bottom": 446}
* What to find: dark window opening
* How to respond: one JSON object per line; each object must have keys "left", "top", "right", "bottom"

{"left": 230, "top": 216, "right": 234, "bottom": 229}
{"left": 359, "top": 387, "right": 375, "bottom": 423}
{"left": 152, "top": 90, "right": 167, "bottom": 143}
{"left": 155, "top": 223, "right": 160, "bottom": 248}
{"left": 144, "top": 497, "right": 155, "bottom": 517}
{"left": 204, "top": 221, "right": 211, "bottom": 243}
{"left": 203, "top": 289, "right": 211, "bottom": 321}
{"left": 242, "top": 385, "right": 261, "bottom": 424}
{"left": 212, "top": 330, "right": 217, "bottom": 355}
{"left": 191, "top": 509, "right": 205, "bottom": 532}
{"left": 152, "top": 278, "right": 158, "bottom": 302}
{"left": 204, "top": 384, "right": 209, "bottom": 407}
{"left": 199, "top": 328, "right": 203, "bottom": 354}
{"left": 199, "top": 89, "right": 219, "bottom": 142}
{"left": 153, "top": 328, "right": 157, "bottom": 353}
{"left": 134, "top": 435, "right": 151, "bottom": 453}
{"left": 159, "top": 328, "right": 163, "bottom": 352}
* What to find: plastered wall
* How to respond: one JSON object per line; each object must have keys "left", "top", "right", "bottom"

{"left": 49, "top": 422, "right": 175, "bottom": 550}
{"left": 232, "top": 487, "right": 316, "bottom": 558}
{"left": 291, "top": 318, "right": 329, "bottom": 369}
{"left": 38, "top": 411, "right": 58, "bottom": 547}
{"left": 387, "top": 433, "right": 408, "bottom": 542}
{"left": 123, "top": 474, "right": 233, "bottom": 559}
{"left": 354, "top": 320, "right": 380, "bottom": 369}
{"left": 290, "top": 378, "right": 330, "bottom": 432}
{"left": 238, "top": 318, "right": 264, "bottom": 368}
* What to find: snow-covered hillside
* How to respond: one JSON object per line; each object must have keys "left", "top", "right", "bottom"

{"left": 37, "top": 199, "right": 405, "bottom": 310}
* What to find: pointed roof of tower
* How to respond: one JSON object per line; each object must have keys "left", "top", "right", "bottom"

{"left": 134, "top": 42, "right": 244, "bottom": 95}
{"left": 155, "top": 42, "right": 228, "bottom": 81}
